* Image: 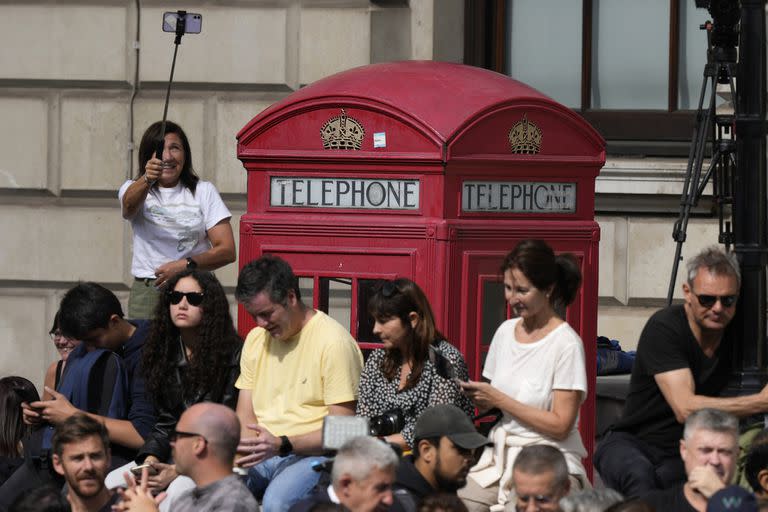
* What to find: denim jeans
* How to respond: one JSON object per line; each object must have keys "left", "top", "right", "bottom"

{"left": 246, "top": 454, "right": 327, "bottom": 512}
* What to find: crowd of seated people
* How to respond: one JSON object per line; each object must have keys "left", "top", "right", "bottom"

{"left": 3, "top": 123, "right": 768, "bottom": 512}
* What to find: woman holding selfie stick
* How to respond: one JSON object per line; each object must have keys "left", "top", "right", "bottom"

{"left": 458, "top": 239, "right": 589, "bottom": 512}
{"left": 119, "top": 121, "right": 235, "bottom": 319}
{"left": 356, "top": 278, "right": 473, "bottom": 450}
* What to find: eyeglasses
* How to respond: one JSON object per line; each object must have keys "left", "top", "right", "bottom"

{"left": 170, "top": 429, "right": 207, "bottom": 443}
{"left": 515, "top": 494, "right": 558, "bottom": 511}
{"left": 49, "top": 330, "right": 62, "bottom": 340}
{"left": 693, "top": 292, "right": 737, "bottom": 309}
{"left": 168, "top": 291, "right": 204, "bottom": 306}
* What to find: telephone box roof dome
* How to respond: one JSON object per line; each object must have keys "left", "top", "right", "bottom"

{"left": 237, "top": 60, "right": 604, "bottom": 160}
{"left": 246, "top": 61, "right": 552, "bottom": 140}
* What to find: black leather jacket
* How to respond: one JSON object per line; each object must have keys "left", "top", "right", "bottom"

{"left": 136, "top": 338, "right": 241, "bottom": 463}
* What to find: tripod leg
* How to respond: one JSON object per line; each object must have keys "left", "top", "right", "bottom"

{"left": 668, "top": 72, "right": 718, "bottom": 304}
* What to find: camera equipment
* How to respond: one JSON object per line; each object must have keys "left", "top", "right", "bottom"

{"left": 317, "top": 415, "right": 404, "bottom": 484}
{"left": 155, "top": 10, "right": 203, "bottom": 160}
{"left": 322, "top": 415, "right": 370, "bottom": 452}
{"left": 695, "top": 1, "right": 740, "bottom": 47}
{"left": 368, "top": 409, "right": 405, "bottom": 437}
{"left": 667, "top": 0, "right": 740, "bottom": 304}
{"left": 669, "top": 1, "right": 768, "bottom": 394}
{"left": 321, "top": 411, "right": 405, "bottom": 452}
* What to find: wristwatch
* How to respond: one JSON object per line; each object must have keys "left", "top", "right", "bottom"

{"left": 279, "top": 435, "right": 293, "bottom": 457}
{"left": 186, "top": 257, "right": 197, "bottom": 270}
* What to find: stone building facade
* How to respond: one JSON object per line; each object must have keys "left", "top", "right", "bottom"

{"left": 0, "top": 0, "right": 721, "bottom": 389}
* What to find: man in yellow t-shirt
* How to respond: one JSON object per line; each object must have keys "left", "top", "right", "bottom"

{"left": 233, "top": 255, "right": 364, "bottom": 512}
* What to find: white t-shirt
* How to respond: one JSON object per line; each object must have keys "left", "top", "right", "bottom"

{"left": 118, "top": 180, "right": 231, "bottom": 278}
{"left": 484, "top": 318, "right": 587, "bottom": 441}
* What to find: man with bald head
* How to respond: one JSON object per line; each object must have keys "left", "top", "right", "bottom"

{"left": 170, "top": 403, "right": 257, "bottom": 511}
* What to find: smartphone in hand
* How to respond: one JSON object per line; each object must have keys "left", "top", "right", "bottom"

{"left": 130, "top": 464, "right": 159, "bottom": 477}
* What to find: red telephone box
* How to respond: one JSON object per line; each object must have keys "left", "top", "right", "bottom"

{"left": 237, "top": 61, "right": 605, "bottom": 475}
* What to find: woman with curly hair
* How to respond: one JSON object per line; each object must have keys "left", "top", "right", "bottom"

{"left": 356, "top": 278, "right": 473, "bottom": 450}
{"left": 132, "top": 269, "right": 241, "bottom": 501}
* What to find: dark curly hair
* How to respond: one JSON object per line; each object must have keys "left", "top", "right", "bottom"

{"left": 142, "top": 270, "right": 241, "bottom": 398}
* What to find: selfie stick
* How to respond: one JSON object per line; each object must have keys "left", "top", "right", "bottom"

{"left": 155, "top": 11, "right": 188, "bottom": 160}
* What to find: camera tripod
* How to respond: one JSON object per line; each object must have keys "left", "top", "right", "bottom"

{"left": 666, "top": 22, "right": 738, "bottom": 305}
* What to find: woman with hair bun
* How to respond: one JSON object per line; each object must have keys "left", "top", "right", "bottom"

{"left": 459, "top": 239, "right": 589, "bottom": 512}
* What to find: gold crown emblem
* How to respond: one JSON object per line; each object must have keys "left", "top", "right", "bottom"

{"left": 320, "top": 109, "right": 365, "bottom": 150}
{"left": 508, "top": 115, "right": 542, "bottom": 154}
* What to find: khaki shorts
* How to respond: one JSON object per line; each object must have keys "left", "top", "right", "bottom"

{"left": 128, "top": 278, "right": 160, "bottom": 319}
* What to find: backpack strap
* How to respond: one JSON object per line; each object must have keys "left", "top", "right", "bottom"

{"left": 23, "top": 427, "right": 49, "bottom": 471}
{"left": 54, "top": 359, "right": 64, "bottom": 390}
{"left": 41, "top": 346, "right": 128, "bottom": 451}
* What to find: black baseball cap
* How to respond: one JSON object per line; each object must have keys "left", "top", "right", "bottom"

{"left": 413, "top": 404, "right": 490, "bottom": 450}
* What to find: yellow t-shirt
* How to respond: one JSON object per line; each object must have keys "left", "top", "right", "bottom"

{"left": 235, "top": 310, "right": 363, "bottom": 437}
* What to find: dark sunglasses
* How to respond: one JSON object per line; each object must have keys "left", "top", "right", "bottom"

{"left": 168, "top": 291, "right": 204, "bottom": 306}
{"left": 694, "top": 293, "right": 737, "bottom": 309}
{"left": 170, "top": 429, "right": 207, "bottom": 443}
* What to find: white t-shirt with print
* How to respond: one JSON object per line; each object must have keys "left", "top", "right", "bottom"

{"left": 118, "top": 180, "right": 231, "bottom": 278}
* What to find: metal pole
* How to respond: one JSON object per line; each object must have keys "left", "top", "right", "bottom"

{"left": 729, "top": 0, "right": 767, "bottom": 394}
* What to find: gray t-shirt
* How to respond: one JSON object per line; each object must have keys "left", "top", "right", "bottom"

{"left": 173, "top": 474, "right": 258, "bottom": 512}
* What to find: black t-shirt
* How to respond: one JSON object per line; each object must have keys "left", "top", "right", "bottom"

{"left": 614, "top": 305, "right": 732, "bottom": 454}
{"left": 643, "top": 484, "right": 698, "bottom": 512}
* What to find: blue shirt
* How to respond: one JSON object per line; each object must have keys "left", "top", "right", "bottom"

{"left": 121, "top": 320, "right": 156, "bottom": 439}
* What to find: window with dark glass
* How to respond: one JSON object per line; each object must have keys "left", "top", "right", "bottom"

{"left": 465, "top": 0, "right": 715, "bottom": 156}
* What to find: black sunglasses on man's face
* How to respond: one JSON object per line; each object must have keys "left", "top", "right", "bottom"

{"left": 693, "top": 292, "right": 737, "bottom": 309}
{"left": 169, "top": 429, "right": 207, "bottom": 443}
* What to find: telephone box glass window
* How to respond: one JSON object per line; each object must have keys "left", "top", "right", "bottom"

{"left": 297, "top": 275, "right": 389, "bottom": 356}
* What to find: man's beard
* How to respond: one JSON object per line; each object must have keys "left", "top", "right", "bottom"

{"left": 68, "top": 471, "right": 105, "bottom": 499}
{"left": 434, "top": 459, "right": 467, "bottom": 493}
